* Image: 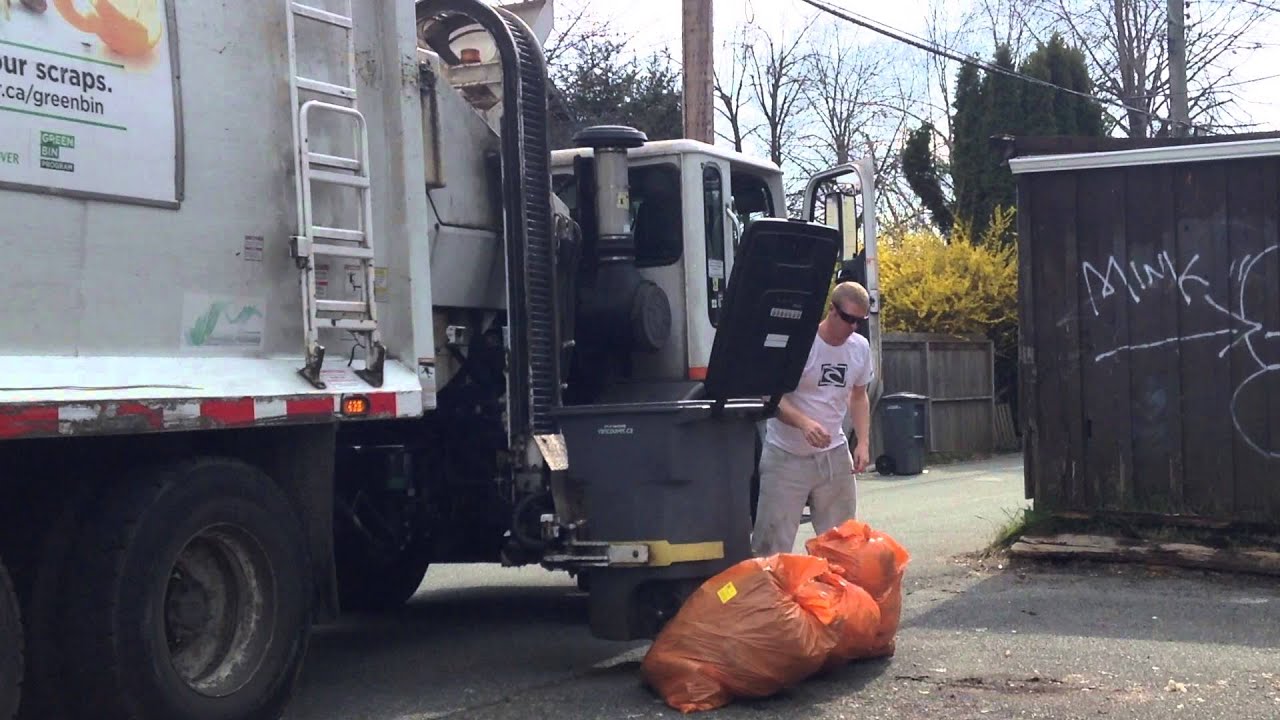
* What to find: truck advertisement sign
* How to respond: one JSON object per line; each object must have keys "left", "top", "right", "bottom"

{"left": 0, "top": 0, "right": 179, "bottom": 206}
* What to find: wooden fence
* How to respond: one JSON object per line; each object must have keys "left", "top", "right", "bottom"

{"left": 869, "top": 333, "right": 1009, "bottom": 457}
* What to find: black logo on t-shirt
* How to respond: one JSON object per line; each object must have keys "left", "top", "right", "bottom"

{"left": 819, "top": 363, "right": 848, "bottom": 387}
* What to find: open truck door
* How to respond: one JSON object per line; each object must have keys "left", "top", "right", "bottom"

{"left": 802, "top": 158, "right": 883, "bottom": 409}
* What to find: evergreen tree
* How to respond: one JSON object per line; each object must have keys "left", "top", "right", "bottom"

{"left": 548, "top": 36, "right": 682, "bottom": 149}
{"left": 977, "top": 44, "right": 1021, "bottom": 237}
{"left": 949, "top": 61, "right": 984, "bottom": 231}
{"left": 1019, "top": 34, "right": 1106, "bottom": 139}
{"left": 901, "top": 122, "right": 954, "bottom": 234}
{"left": 905, "top": 37, "right": 1106, "bottom": 242}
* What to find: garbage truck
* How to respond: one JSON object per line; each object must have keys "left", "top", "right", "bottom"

{"left": 0, "top": 1, "right": 881, "bottom": 718}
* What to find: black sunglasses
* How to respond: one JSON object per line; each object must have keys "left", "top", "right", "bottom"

{"left": 833, "top": 304, "right": 868, "bottom": 325}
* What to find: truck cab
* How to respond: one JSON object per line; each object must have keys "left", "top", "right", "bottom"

{"left": 550, "top": 141, "right": 789, "bottom": 392}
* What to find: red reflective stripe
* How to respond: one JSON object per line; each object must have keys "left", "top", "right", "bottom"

{"left": 368, "top": 393, "right": 396, "bottom": 416}
{"left": 286, "top": 397, "right": 334, "bottom": 417}
{"left": 0, "top": 405, "right": 58, "bottom": 438}
{"left": 0, "top": 390, "right": 414, "bottom": 439}
{"left": 115, "top": 401, "right": 165, "bottom": 430}
{"left": 200, "top": 398, "right": 255, "bottom": 426}
{"left": 688, "top": 366, "right": 708, "bottom": 380}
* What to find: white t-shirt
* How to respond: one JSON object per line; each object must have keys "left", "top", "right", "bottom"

{"left": 765, "top": 331, "right": 875, "bottom": 456}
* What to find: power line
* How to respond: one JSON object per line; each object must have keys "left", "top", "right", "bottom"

{"left": 796, "top": 0, "right": 1207, "bottom": 132}
{"left": 1215, "top": 72, "right": 1280, "bottom": 90}
{"left": 1230, "top": 0, "right": 1280, "bottom": 13}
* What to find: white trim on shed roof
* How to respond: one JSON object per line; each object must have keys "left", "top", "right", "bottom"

{"left": 1008, "top": 138, "right": 1280, "bottom": 175}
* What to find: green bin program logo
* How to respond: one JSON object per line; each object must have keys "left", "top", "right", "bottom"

{"left": 39, "top": 132, "right": 75, "bottom": 173}
{"left": 186, "top": 301, "right": 264, "bottom": 348}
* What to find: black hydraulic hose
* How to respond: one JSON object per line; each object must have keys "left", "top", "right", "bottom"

{"left": 415, "top": 0, "right": 559, "bottom": 440}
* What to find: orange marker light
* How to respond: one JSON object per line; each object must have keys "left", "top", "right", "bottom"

{"left": 342, "top": 395, "right": 370, "bottom": 416}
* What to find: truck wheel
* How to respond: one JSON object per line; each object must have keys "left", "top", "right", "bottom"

{"left": 335, "top": 544, "right": 429, "bottom": 613}
{"left": 62, "top": 459, "right": 313, "bottom": 720}
{"left": 0, "top": 560, "right": 22, "bottom": 720}
{"left": 12, "top": 479, "right": 102, "bottom": 720}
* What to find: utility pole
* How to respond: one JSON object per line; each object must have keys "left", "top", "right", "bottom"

{"left": 682, "top": 0, "right": 714, "bottom": 143}
{"left": 1168, "top": 0, "right": 1190, "bottom": 136}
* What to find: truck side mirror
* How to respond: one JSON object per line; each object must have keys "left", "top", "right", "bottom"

{"left": 802, "top": 159, "right": 879, "bottom": 315}
{"left": 822, "top": 190, "right": 862, "bottom": 261}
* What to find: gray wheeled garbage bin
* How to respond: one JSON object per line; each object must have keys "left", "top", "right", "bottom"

{"left": 876, "top": 392, "right": 928, "bottom": 476}
{"left": 550, "top": 218, "right": 842, "bottom": 641}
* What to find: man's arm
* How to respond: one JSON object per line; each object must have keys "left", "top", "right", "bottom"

{"left": 849, "top": 383, "right": 871, "bottom": 473}
{"left": 774, "top": 395, "right": 831, "bottom": 448}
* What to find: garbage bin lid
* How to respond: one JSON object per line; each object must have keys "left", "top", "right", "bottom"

{"left": 702, "top": 218, "right": 841, "bottom": 402}
{"left": 882, "top": 392, "right": 928, "bottom": 401}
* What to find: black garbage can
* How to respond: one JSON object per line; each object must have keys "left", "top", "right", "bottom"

{"left": 877, "top": 392, "right": 928, "bottom": 476}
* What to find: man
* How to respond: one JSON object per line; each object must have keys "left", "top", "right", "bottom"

{"left": 752, "top": 281, "right": 875, "bottom": 557}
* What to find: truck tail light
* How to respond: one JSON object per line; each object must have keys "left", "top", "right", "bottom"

{"left": 341, "top": 395, "right": 370, "bottom": 417}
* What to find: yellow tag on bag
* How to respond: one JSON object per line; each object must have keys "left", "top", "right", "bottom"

{"left": 717, "top": 581, "right": 738, "bottom": 604}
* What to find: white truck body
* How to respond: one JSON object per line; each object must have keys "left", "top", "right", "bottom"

{"left": 1, "top": 0, "right": 430, "bottom": 438}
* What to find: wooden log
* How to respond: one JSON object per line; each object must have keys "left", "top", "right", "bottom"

{"left": 1010, "top": 534, "right": 1280, "bottom": 577}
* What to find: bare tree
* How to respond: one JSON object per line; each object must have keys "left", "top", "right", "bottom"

{"left": 542, "top": 0, "right": 621, "bottom": 68}
{"left": 801, "top": 30, "right": 895, "bottom": 165}
{"left": 743, "top": 18, "right": 817, "bottom": 167}
{"left": 800, "top": 30, "right": 926, "bottom": 229}
{"left": 923, "top": 0, "right": 966, "bottom": 144}
{"left": 713, "top": 26, "right": 758, "bottom": 152}
{"left": 1030, "top": 0, "right": 1268, "bottom": 137}
{"left": 975, "top": 0, "right": 1039, "bottom": 59}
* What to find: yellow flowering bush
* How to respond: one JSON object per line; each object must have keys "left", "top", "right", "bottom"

{"left": 878, "top": 207, "right": 1018, "bottom": 341}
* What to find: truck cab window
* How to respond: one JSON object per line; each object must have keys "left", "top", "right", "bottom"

{"left": 703, "top": 164, "right": 725, "bottom": 327}
{"left": 552, "top": 163, "right": 683, "bottom": 268}
{"left": 730, "top": 170, "right": 775, "bottom": 232}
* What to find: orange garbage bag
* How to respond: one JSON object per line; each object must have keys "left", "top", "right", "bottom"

{"left": 640, "top": 554, "right": 855, "bottom": 713}
{"left": 805, "top": 520, "right": 910, "bottom": 659}
{"left": 812, "top": 570, "right": 882, "bottom": 668}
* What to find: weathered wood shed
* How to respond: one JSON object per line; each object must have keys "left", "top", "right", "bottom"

{"left": 1007, "top": 132, "right": 1280, "bottom": 526}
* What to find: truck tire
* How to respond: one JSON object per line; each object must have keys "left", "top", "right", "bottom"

{"left": 332, "top": 469, "right": 430, "bottom": 613}
{"left": 336, "top": 558, "right": 429, "bottom": 613}
{"left": 61, "top": 458, "right": 313, "bottom": 720}
{"left": 0, "top": 560, "right": 22, "bottom": 720}
{"left": 12, "top": 479, "right": 102, "bottom": 720}
{"left": 335, "top": 548, "right": 424, "bottom": 609}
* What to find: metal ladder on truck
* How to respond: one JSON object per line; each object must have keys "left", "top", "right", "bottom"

{"left": 285, "top": 0, "right": 386, "bottom": 389}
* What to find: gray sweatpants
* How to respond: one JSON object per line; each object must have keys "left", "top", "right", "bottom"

{"left": 751, "top": 441, "right": 858, "bottom": 557}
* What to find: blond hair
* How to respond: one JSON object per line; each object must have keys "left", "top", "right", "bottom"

{"left": 831, "top": 281, "right": 870, "bottom": 312}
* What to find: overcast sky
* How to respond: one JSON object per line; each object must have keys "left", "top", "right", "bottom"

{"left": 564, "top": 0, "right": 1280, "bottom": 136}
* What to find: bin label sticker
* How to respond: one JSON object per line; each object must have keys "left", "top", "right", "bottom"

{"left": 180, "top": 293, "right": 264, "bottom": 352}
{"left": 769, "top": 307, "right": 802, "bottom": 320}
{"left": 764, "top": 333, "right": 789, "bottom": 349}
{"left": 717, "top": 581, "right": 738, "bottom": 604}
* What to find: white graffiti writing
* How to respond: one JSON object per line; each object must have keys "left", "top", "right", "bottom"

{"left": 1082, "top": 252, "right": 1210, "bottom": 315}
{"left": 1093, "top": 329, "right": 1235, "bottom": 363}
{"left": 1088, "top": 245, "right": 1280, "bottom": 460}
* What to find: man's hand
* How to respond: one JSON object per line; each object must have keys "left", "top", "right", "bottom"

{"left": 852, "top": 442, "right": 870, "bottom": 473}
{"left": 803, "top": 419, "right": 832, "bottom": 449}
{"left": 777, "top": 396, "right": 830, "bottom": 448}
